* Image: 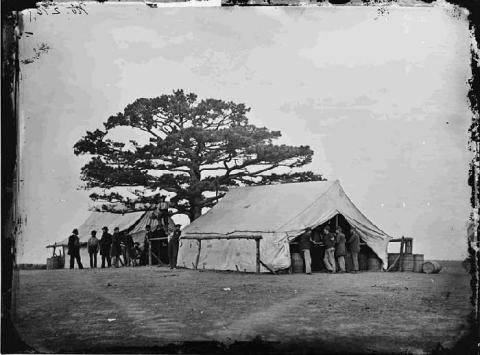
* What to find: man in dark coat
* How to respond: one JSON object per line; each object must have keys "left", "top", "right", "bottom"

{"left": 168, "top": 224, "right": 181, "bottom": 269}
{"left": 298, "top": 227, "right": 312, "bottom": 274}
{"left": 323, "top": 226, "right": 336, "bottom": 273}
{"left": 335, "top": 226, "right": 347, "bottom": 273}
{"left": 347, "top": 228, "right": 361, "bottom": 273}
{"left": 67, "top": 229, "right": 83, "bottom": 269}
{"left": 154, "top": 226, "right": 167, "bottom": 265}
{"left": 122, "top": 233, "right": 134, "bottom": 267}
{"left": 87, "top": 230, "right": 99, "bottom": 268}
{"left": 111, "top": 227, "right": 122, "bottom": 268}
{"left": 99, "top": 226, "right": 112, "bottom": 268}
{"left": 143, "top": 225, "right": 153, "bottom": 266}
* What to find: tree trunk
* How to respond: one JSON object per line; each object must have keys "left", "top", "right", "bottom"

{"left": 189, "top": 205, "right": 202, "bottom": 221}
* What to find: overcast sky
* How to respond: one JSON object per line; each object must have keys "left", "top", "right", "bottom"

{"left": 18, "top": 3, "right": 472, "bottom": 263}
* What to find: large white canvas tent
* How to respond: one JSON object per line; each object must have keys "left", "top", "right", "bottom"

{"left": 55, "top": 210, "right": 174, "bottom": 267}
{"left": 177, "top": 180, "right": 392, "bottom": 272}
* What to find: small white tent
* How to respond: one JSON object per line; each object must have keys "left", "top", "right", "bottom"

{"left": 177, "top": 180, "right": 392, "bottom": 272}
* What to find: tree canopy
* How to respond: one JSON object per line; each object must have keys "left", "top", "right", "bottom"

{"left": 74, "top": 90, "right": 325, "bottom": 221}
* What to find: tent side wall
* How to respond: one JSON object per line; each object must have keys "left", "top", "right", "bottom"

{"left": 177, "top": 233, "right": 291, "bottom": 273}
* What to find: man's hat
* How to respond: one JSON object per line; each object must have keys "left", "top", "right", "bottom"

{"left": 72, "top": 228, "right": 78, "bottom": 234}
{"left": 102, "top": 226, "right": 108, "bottom": 230}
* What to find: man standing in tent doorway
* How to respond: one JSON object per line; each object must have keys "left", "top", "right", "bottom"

{"left": 156, "top": 195, "right": 170, "bottom": 229}
{"left": 100, "top": 226, "right": 112, "bottom": 268}
{"left": 335, "top": 226, "right": 346, "bottom": 273}
{"left": 323, "top": 226, "right": 336, "bottom": 273}
{"left": 67, "top": 229, "right": 83, "bottom": 269}
{"left": 348, "top": 229, "right": 361, "bottom": 273}
{"left": 298, "top": 227, "right": 313, "bottom": 274}
{"left": 168, "top": 224, "right": 181, "bottom": 269}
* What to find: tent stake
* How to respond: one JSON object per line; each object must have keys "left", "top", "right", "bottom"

{"left": 148, "top": 240, "right": 152, "bottom": 267}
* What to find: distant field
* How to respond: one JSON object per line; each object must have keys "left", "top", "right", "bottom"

{"left": 13, "top": 261, "right": 473, "bottom": 354}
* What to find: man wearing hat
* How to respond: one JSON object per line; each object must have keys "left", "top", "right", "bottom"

{"left": 99, "top": 226, "right": 112, "bottom": 268}
{"left": 87, "top": 230, "right": 100, "bottom": 268}
{"left": 347, "top": 228, "right": 361, "bottom": 273}
{"left": 168, "top": 224, "right": 182, "bottom": 269}
{"left": 156, "top": 195, "right": 170, "bottom": 228}
{"left": 298, "top": 227, "right": 313, "bottom": 274}
{"left": 111, "top": 227, "right": 123, "bottom": 268}
{"left": 323, "top": 226, "right": 336, "bottom": 273}
{"left": 67, "top": 229, "right": 83, "bottom": 269}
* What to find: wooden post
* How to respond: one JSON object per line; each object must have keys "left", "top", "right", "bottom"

{"left": 195, "top": 240, "right": 202, "bottom": 269}
{"left": 399, "top": 236, "right": 405, "bottom": 272}
{"left": 148, "top": 240, "right": 152, "bottom": 267}
{"left": 255, "top": 238, "right": 260, "bottom": 274}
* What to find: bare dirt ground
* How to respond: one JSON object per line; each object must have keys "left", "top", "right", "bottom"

{"left": 13, "top": 261, "right": 473, "bottom": 354}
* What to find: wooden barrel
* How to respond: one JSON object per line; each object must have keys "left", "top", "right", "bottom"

{"left": 402, "top": 254, "right": 414, "bottom": 272}
{"left": 291, "top": 253, "right": 304, "bottom": 273}
{"left": 46, "top": 256, "right": 64, "bottom": 270}
{"left": 359, "top": 253, "right": 368, "bottom": 271}
{"left": 367, "top": 256, "right": 381, "bottom": 271}
{"left": 388, "top": 253, "right": 400, "bottom": 271}
{"left": 413, "top": 254, "right": 424, "bottom": 272}
{"left": 423, "top": 261, "right": 442, "bottom": 274}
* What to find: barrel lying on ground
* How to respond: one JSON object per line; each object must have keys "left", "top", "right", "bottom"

{"left": 422, "top": 261, "right": 442, "bottom": 274}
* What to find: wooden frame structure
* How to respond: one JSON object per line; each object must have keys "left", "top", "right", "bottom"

{"left": 147, "top": 237, "right": 168, "bottom": 266}
{"left": 182, "top": 234, "right": 263, "bottom": 273}
{"left": 387, "top": 236, "right": 413, "bottom": 272}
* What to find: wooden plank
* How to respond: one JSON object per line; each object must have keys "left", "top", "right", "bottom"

{"left": 399, "top": 236, "right": 405, "bottom": 272}
{"left": 182, "top": 235, "right": 262, "bottom": 241}
{"left": 259, "top": 260, "right": 277, "bottom": 275}
{"left": 386, "top": 255, "right": 400, "bottom": 272}
{"left": 195, "top": 240, "right": 202, "bottom": 270}
{"left": 389, "top": 237, "right": 413, "bottom": 243}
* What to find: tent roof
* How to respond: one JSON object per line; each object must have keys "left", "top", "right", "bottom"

{"left": 183, "top": 180, "right": 389, "bottom": 236}
{"left": 58, "top": 211, "right": 146, "bottom": 245}
{"left": 57, "top": 210, "right": 175, "bottom": 246}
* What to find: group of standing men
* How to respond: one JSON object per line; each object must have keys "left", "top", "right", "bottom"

{"left": 67, "top": 195, "right": 182, "bottom": 269}
{"left": 67, "top": 224, "right": 182, "bottom": 269}
{"left": 297, "top": 225, "right": 361, "bottom": 274}
{"left": 67, "top": 226, "right": 139, "bottom": 269}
